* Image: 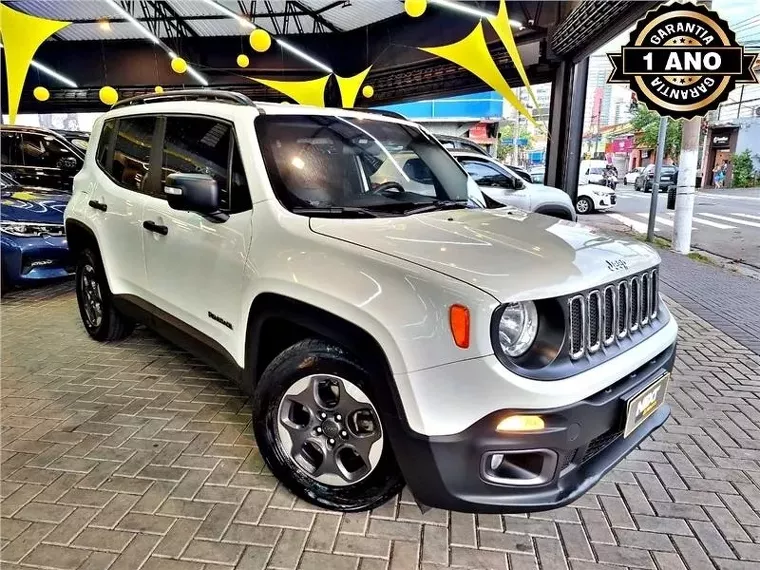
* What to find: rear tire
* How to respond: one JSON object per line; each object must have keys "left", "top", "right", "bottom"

{"left": 575, "top": 196, "right": 594, "bottom": 215}
{"left": 252, "top": 338, "right": 404, "bottom": 512}
{"left": 75, "top": 248, "right": 134, "bottom": 341}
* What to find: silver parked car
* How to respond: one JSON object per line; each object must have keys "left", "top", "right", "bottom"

{"left": 452, "top": 152, "right": 576, "bottom": 221}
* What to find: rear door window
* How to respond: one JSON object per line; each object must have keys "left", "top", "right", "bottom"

{"left": 111, "top": 116, "right": 157, "bottom": 194}
{"left": 19, "top": 133, "right": 79, "bottom": 169}
{"left": 0, "top": 132, "right": 23, "bottom": 166}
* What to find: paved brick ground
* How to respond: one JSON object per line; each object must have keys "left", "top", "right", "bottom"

{"left": 658, "top": 249, "right": 760, "bottom": 356}
{"left": 2, "top": 282, "right": 760, "bottom": 570}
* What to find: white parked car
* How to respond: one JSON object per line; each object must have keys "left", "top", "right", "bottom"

{"left": 624, "top": 167, "right": 643, "bottom": 185}
{"left": 64, "top": 90, "right": 677, "bottom": 513}
{"left": 452, "top": 152, "right": 576, "bottom": 221}
{"left": 575, "top": 183, "right": 617, "bottom": 215}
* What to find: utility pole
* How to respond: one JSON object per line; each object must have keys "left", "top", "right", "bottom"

{"left": 512, "top": 87, "right": 521, "bottom": 165}
{"left": 647, "top": 116, "right": 668, "bottom": 242}
{"left": 673, "top": 117, "right": 701, "bottom": 253}
{"left": 673, "top": 0, "right": 710, "bottom": 254}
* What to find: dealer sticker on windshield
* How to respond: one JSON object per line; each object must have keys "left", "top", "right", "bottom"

{"left": 624, "top": 371, "right": 670, "bottom": 438}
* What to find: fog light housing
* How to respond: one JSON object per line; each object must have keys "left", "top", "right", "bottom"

{"left": 496, "top": 415, "right": 545, "bottom": 432}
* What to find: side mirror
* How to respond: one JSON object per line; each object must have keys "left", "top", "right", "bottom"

{"left": 164, "top": 173, "right": 228, "bottom": 222}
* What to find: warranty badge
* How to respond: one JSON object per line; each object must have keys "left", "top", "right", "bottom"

{"left": 608, "top": 3, "right": 758, "bottom": 119}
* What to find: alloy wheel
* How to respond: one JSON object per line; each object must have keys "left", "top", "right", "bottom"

{"left": 576, "top": 198, "right": 590, "bottom": 214}
{"left": 79, "top": 264, "right": 103, "bottom": 328}
{"left": 276, "top": 374, "right": 383, "bottom": 487}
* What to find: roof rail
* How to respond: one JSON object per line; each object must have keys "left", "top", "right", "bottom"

{"left": 358, "top": 108, "right": 408, "bottom": 120}
{"left": 111, "top": 89, "right": 258, "bottom": 110}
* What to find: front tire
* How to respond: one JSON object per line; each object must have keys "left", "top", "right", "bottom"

{"left": 252, "top": 339, "right": 404, "bottom": 512}
{"left": 75, "top": 248, "right": 134, "bottom": 341}
{"left": 575, "top": 196, "right": 594, "bottom": 215}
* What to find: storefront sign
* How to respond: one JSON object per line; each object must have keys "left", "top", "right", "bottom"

{"left": 611, "top": 137, "right": 634, "bottom": 153}
{"left": 607, "top": 3, "right": 759, "bottom": 119}
{"left": 712, "top": 134, "right": 730, "bottom": 146}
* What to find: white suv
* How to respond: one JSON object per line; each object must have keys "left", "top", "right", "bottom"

{"left": 64, "top": 90, "right": 678, "bottom": 513}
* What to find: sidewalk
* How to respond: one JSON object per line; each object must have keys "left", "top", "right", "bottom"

{"left": 658, "top": 248, "right": 760, "bottom": 355}
{"left": 699, "top": 186, "right": 760, "bottom": 199}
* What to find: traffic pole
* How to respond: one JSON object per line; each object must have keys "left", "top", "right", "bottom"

{"left": 673, "top": 117, "right": 701, "bottom": 253}
{"left": 647, "top": 116, "right": 668, "bottom": 242}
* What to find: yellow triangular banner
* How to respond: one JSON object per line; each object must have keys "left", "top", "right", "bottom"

{"left": 0, "top": 4, "right": 70, "bottom": 124}
{"left": 489, "top": 0, "right": 539, "bottom": 111}
{"left": 335, "top": 66, "right": 372, "bottom": 108}
{"left": 420, "top": 22, "right": 537, "bottom": 127}
{"left": 251, "top": 75, "right": 331, "bottom": 107}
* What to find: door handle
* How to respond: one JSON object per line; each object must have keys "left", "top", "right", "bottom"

{"left": 142, "top": 220, "right": 168, "bottom": 236}
{"left": 88, "top": 199, "right": 107, "bottom": 212}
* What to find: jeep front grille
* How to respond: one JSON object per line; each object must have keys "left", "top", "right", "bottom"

{"left": 568, "top": 269, "right": 659, "bottom": 360}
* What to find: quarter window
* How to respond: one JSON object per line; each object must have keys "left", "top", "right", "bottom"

{"left": 111, "top": 116, "right": 157, "bottom": 193}
{"left": 161, "top": 116, "right": 250, "bottom": 213}
{"left": 96, "top": 120, "right": 115, "bottom": 171}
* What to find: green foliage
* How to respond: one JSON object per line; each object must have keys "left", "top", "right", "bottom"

{"left": 497, "top": 123, "right": 533, "bottom": 161}
{"left": 630, "top": 105, "right": 682, "bottom": 158}
{"left": 731, "top": 149, "right": 755, "bottom": 188}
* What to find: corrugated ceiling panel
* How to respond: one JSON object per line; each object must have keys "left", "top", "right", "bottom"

{"left": 187, "top": 18, "right": 279, "bottom": 37}
{"left": 5, "top": 0, "right": 121, "bottom": 21}
{"left": 300, "top": 0, "right": 403, "bottom": 30}
{"left": 56, "top": 22, "right": 150, "bottom": 41}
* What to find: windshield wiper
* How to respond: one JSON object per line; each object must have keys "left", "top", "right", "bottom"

{"left": 403, "top": 200, "right": 468, "bottom": 216}
{"left": 292, "top": 206, "right": 381, "bottom": 218}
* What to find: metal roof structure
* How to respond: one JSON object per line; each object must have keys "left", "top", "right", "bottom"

{"left": 4, "top": 0, "right": 404, "bottom": 40}
{"left": 1, "top": 0, "right": 654, "bottom": 113}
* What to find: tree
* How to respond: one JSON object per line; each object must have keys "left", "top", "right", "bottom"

{"left": 731, "top": 149, "right": 756, "bottom": 188}
{"left": 630, "top": 105, "right": 682, "bottom": 160}
{"left": 497, "top": 122, "right": 533, "bottom": 161}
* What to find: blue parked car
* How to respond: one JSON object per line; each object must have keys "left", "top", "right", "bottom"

{"left": 1, "top": 172, "right": 72, "bottom": 294}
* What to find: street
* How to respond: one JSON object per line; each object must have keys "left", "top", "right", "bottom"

{"left": 580, "top": 185, "right": 760, "bottom": 268}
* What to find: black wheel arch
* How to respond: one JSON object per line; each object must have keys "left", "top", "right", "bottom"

{"left": 533, "top": 205, "right": 576, "bottom": 222}
{"left": 244, "top": 293, "right": 401, "bottom": 416}
{"left": 65, "top": 219, "right": 99, "bottom": 260}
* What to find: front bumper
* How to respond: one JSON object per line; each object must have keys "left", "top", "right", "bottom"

{"left": 388, "top": 341, "right": 675, "bottom": 513}
{"left": 1, "top": 234, "right": 73, "bottom": 285}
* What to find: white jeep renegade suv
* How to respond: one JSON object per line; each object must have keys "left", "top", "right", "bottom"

{"left": 64, "top": 90, "right": 678, "bottom": 513}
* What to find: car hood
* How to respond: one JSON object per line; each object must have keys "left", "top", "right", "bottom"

{"left": 1, "top": 186, "right": 70, "bottom": 224}
{"left": 310, "top": 208, "right": 660, "bottom": 301}
{"left": 580, "top": 183, "right": 614, "bottom": 194}
{"left": 528, "top": 183, "right": 569, "bottom": 196}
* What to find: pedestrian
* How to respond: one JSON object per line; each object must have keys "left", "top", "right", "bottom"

{"left": 713, "top": 163, "right": 724, "bottom": 188}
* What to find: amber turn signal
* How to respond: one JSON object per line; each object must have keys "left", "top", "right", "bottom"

{"left": 449, "top": 304, "right": 470, "bottom": 348}
{"left": 496, "top": 415, "right": 545, "bottom": 432}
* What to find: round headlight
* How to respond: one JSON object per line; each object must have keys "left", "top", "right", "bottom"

{"left": 497, "top": 301, "right": 539, "bottom": 357}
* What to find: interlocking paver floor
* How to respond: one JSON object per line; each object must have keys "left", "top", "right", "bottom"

{"left": 2, "top": 281, "right": 760, "bottom": 570}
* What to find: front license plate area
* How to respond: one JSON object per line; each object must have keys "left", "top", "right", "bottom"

{"left": 623, "top": 371, "right": 670, "bottom": 438}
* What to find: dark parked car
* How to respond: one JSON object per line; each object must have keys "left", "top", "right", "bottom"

{"left": 635, "top": 164, "right": 678, "bottom": 192}
{"left": 434, "top": 133, "right": 490, "bottom": 156}
{"left": 0, "top": 125, "right": 86, "bottom": 191}
{"left": 55, "top": 129, "right": 90, "bottom": 153}
{"left": 1, "top": 172, "right": 72, "bottom": 294}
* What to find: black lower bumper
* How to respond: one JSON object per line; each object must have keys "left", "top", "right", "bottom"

{"left": 386, "top": 341, "right": 676, "bottom": 514}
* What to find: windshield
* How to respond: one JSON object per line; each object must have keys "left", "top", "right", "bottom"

{"left": 588, "top": 168, "right": 605, "bottom": 175}
{"left": 256, "top": 115, "right": 471, "bottom": 216}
